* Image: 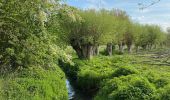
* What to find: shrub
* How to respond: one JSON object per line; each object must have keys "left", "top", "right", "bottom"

{"left": 77, "top": 69, "right": 101, "bottom": 92}
{"left": 159, "top": 87, "right": 170, "bottom": 100}
{"left": 154, "top": 85, "right": 170, "bottom": 100}
{"left": 112, "top": 66, "right": 138, "bottom": 77}
{"left": 154, "top": 78, "right": 169, "bottom": 88}
{"left": 95, "top": 75, "right": 155, "bottom": 100}
{"left": 73, "top": 57, "right": 115, "bottom": 92}
{"left": 144, "top": 72, "right": 169, "bottom": 88}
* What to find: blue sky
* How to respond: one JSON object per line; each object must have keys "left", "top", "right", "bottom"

{"left": 65, "top": 0, "right": 170, "bottom": 31}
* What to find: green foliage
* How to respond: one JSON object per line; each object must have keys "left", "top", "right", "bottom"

{"left": 59, "top": 60, "right": 79, "bottom": 80}
{"left": 152, "top": 85, "right": 170, "bottom": 100}
{"left": 59, "top": 8, "right": 117, "bottom": 45}
{"left": 132, "top": 23, "right": 166, "bottom": 49}
{"left": 60, "top": 55, "right": 137, "bottom": 94}
{"left": 112, "top": 66, "right": 138, "bottom": 77}
{"left": 0, "top": 1, "right": 69, "bottom": 100}
{"left": 154, "top": 78, "right": 169, "bottom": 88}
{"left": 60, "top": 54, "right": 170, "bottom": 99}
{"left": 0, "top": 0, "right": 63, "bottom": 71}
{"left": 158, "top": 85, "right": 170, "bottom": 100}
{"left": 0, "top": 66, "right": 68, "bottom": 100}
{"left": 1, "top": 0, "right": 169, "bottom": 99}
{"left": 166, "top": 28, "right": 170, "bottom": 47}
{"left": 144, "top": 72, "right": 169, "bottom": 89}
{"left": 95, "top": 75, "right": 155, "bottom": 100}
{"left": 77, "top": 69, "right": 101, "bottom": 91}
{"left": 60, "top": 56, "right": 116, "bottom": 92}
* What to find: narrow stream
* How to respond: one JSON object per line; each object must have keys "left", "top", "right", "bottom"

{"left": 66, "top": 79, "right": 75, "bottom": 100}
{"left": 66, "top": 79, "right": 92, "bottom": 100}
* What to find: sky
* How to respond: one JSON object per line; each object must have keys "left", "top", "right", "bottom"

{"left": 65, "top": 0, "right": 170, "bottom": 31}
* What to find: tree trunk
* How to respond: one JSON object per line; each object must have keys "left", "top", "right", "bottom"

{"left": 72, "top": 45, "right": 83, "bottom": 59}
{"left": 150, "top": 44, "right": 153, "bottom": 50}
{"left": 127, "top": 45, "right": 132, "bottom": 53}
{"left": 81, "top": 44, "right": 87, "bottom": 58}
{"left": 106, "top": 43, "right": 112, "bottom": 56}
{"left": 81, "top": 44, "right": 93, "bottom": 59}
{"left": 147, "top": 44, "right": 152, "bottom": 50}
{"left": 154, "top": 44, "right": 157, "bottom": 49}
{"left": 70, "top": 39, "right": 94, "bottom": 59}
{"left": 135, "top": 46, "right": 139, "bottom": 53}
{"left": 93, "top": 45, "right": 99, "bottom": 56}
{"left": 87, "top": 45, "right": 93, "bottom": 59}
{"left": 71, "top": 38, "right": 98, "bottom": 59}
{"left": 70, "top": 39, "right": 84, "bottom": 59}
{"left": 119, "top": 42, "right": 124, "bottom": 53}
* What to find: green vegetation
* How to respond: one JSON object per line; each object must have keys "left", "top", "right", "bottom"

{"left": 60, "top": 51, "right": 170, "bottom": 100}
{"left": 95, "top": 75, "right": 155, "bottom": 100}
{"left": 0, "top": 0, "right": 69, "bottom": 99}
{"left": 0, "top": 0, "right": 170, "bottom": 100}
{"left": 0, "top": 66, "right": 68, "bottom": 100}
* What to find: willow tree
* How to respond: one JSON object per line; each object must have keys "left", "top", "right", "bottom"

{"left": 92, "top": 9, "right": 131, "bottom": 56}
{"left": 133, "top": 23, "right": 165, "bottom": 52}
{"left": 145, "top": 25, "right": 165, "bottom": 50}
{"left": 58, "top": 7, "right": 109, "bottom": 59}
{"left": 99, "top": 9, "right": 118, "bottom": 56}
{"left": 57, "top": 5, "right": 86, "bottom": 59}
{"left": 111, "top": 9, "right": 132, "bottom": 53}
{"left": 133, "top": 23, "right": 144, "bottom": 52}
{"left": 78, "top": 9, "right": 106, "bottom": 57}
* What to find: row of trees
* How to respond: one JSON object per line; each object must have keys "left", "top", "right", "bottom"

{"left": 133, "top": 23, "right": 167, "bottom": 52}
{"left": 166, "top": 28, "right": 170, "bottom": 47}
{"left": 57, "top": 5, "right": 168, "bottom": 59}
{"left": 0, "top": 0, "right": 169, "bottom": 71}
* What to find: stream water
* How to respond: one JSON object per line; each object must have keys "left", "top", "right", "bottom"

{"left": 66, "top": 79, "right": 92, "bottom": 100}
{"left": 66, "top": 79, "right": 75, "bottom": 100}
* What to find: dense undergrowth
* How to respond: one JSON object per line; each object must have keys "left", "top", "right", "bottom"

{"left": 60, "top": 54, "right": 170, "bottom": 100}
{"left": 0, "top": 66, "right": 68, "bottom": 100}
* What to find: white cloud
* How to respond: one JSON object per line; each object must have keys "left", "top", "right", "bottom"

{"left": 132, "top": 15, "right": 170, "bottom": 31}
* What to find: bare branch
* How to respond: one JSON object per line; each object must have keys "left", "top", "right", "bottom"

{"left": 138, "top": 0, "right": 160, "bottom": 10}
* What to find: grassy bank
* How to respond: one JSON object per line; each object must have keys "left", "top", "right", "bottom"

{"left": 0, "top": 66, "right": 68, "bottom": 100}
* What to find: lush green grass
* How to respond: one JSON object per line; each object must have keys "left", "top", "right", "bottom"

{"left": 0, "top": 66, "right": 68, "bottom": 100}
{"left": 60, "top": 53, "right": 170, "bottom": 100}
